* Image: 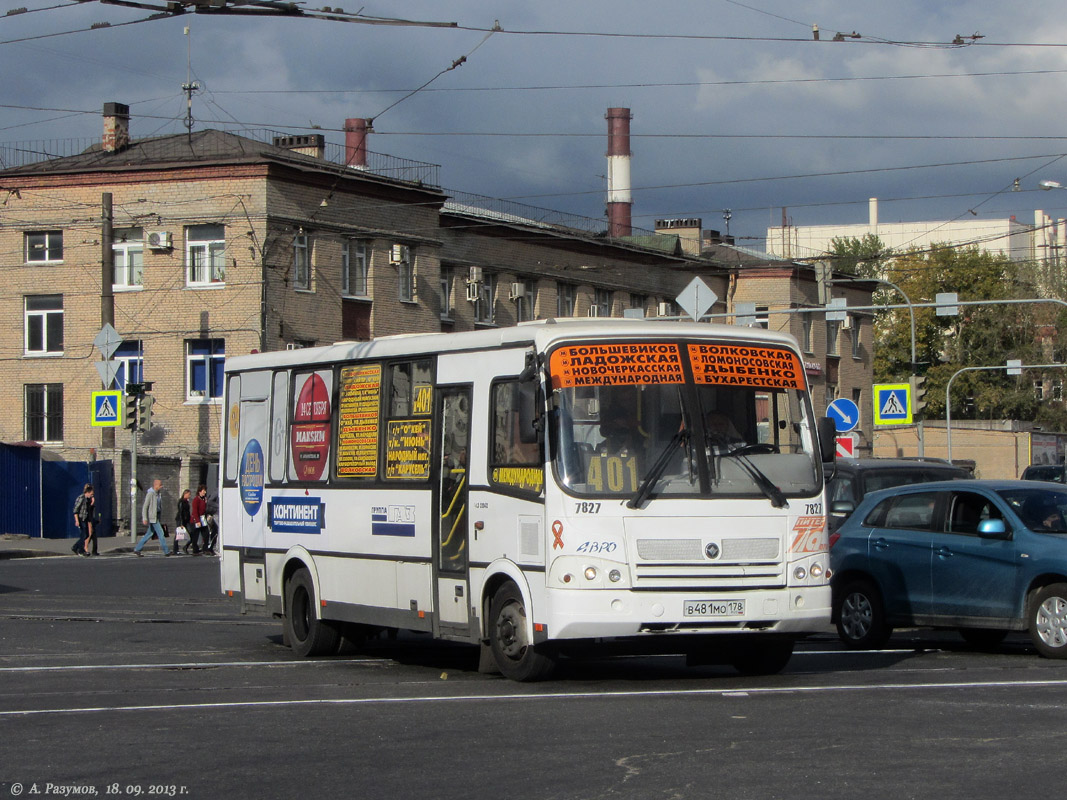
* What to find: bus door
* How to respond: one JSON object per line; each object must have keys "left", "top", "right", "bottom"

{"left": 436, "top": 386, "right": 472, "bottom": 633}
{"left": 232, "top": 370, "right": 272, "bottom": 553}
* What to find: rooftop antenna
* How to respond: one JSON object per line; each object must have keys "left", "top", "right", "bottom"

{"left": 182, "top": 26, "right": 201, "bottom": 142}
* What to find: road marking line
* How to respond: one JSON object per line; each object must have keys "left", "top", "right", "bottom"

{"left": 3, "top": 678, "right": 1067, "bottom": 717}
{"left": 0, "top": 658, "right": 389, "bottom": 673}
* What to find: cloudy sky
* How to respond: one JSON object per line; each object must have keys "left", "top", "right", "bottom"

{"left": 4, "top": 1, "right": 1067, "bottom": 250}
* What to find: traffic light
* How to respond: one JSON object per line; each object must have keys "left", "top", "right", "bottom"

{"left": 138, "top": 394, "right": 155, "bottom": 432}
{"left": 910, "top": 376, "right": 927, "bottom": 419}
{"left": 125, "top": 393, "right": 139, "bottom": 430}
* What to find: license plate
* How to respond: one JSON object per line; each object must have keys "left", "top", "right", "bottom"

{"left": 683, "top": 599, "right": 745, "bottom": 617}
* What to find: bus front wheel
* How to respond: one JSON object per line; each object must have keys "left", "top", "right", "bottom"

{"left": 489, "top": 584, "right": 556, "bottom": 682}
{"left": 284, "top": 569, "right": 341, "bottom": 658}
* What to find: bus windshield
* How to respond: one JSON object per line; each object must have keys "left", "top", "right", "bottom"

{"left": 549, "top": 339, "right": 820, "bottom": 502}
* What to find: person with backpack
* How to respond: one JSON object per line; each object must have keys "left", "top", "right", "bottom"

{"left": 71, "top": 484, "right": 94, "bottom": 557}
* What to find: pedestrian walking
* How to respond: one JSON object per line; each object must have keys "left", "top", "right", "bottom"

{"left": 71, "top": 483, "right": 94, "bottom": 557}
{"left": 191, "top": 484, "right": 211, "bottom": 556}
{"left": 176, "top": 489, "right": 193, "bottom": 555}
{"left": 134, "top": 478, "right": 171, "bottom": 557}
{"left": 205, "top": 490, "right": 220, "bottom": 554}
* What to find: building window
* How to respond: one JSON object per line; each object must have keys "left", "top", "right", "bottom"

{"left": 186, "top": 224, "right": 226, "bottom": 285}
{"left": 398, "top": 249, "right": 416, "bottom": 303}
{"left": 25, "top": 383, "right": 63, "bottom": 443}
{"left": 826, "top": 320, "right": 840, "bottom": 356}
{"left": 24, "top": 295, "right": 63, "bottom": 355}
{"left": 112, "top": 341, "right": 144, "bottom": 391}
{"left": 187, "top": 339, "right": 225, "bottom": 401}
{"left": 826, "top": 383, "right": 838, "bottom": 403}
{"left": 593, "top": 288, "right": 612, "bottom": 317}
{"left": 851, "top": 322, "right": 861, "bottom": 358}
{"left": 1054, "top": 380, "right": 1063, "bottom": 402}
{"left": 517, "top": 279, "right": 537, "bottom": 322}
{"left": 756, "top": 305, "right": 769, "bottom": 329}
{"left": 474, "top": 273, "right": 496, "bottom": 324}
{"left": 343, "top": 240, "right": 368, "bottom": 297}
{"left": 1035, "top": 380, "right": 1044, "bottom": 401}
{"left": 293, "top": 233, "right": 311, "bottom": 291}
{"left": 802, "top": 316, "right": 814, "bottom": 353}
{"left": 629, "top": 293, "right": 647, "bottom": 316}
{"left": 557, "top": 282, "right": 576, "bottom": 317}
{"left": 852, "top": 387, "right": 862, "bottom": 408}
{"left": 440, "top": 265, "right": 455, "bottom": 321}
{"left": 113, "top": 228, "right": 144, "bottom": 289}
{"left": 26, "top": 231, "right": 63, "bottom": 263}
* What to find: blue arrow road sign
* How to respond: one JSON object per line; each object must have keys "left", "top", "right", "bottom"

{"left": 827, "top": 398, "right": 860, "bottom": 433}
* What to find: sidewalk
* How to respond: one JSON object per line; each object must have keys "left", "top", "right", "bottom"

{"left": 0, "top": 532, "right": 188, "bottom": 559}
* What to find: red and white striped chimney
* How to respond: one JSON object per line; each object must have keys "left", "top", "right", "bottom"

{"left": 606, "top": 107, "right": 633, "bottom": 238}
{"left": 344, "top": 118, "right": 370, "bottom": 168}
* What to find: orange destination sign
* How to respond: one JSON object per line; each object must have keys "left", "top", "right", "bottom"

{"left": 550, "top": 343, "right": 684, "bottom": 388}
{"left": 687, "top": 344, "right": 805, "bottom": 389}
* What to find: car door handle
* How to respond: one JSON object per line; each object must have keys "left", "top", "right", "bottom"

{"left": 873, "top": 537, "right": 889, "bottom": 550}
{"left": 937, "top": 547, "right": 953, "bottom": 558}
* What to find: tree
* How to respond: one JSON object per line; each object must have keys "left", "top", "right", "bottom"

{"left": 846, "top": 241, "right": 1055, "bottom": 423}
{"left": 828, "top": 234, "right": 887, "bottom": 277}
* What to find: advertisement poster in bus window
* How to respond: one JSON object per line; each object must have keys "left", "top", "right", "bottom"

{"left": 290, "top": 370, "right": 332, "bottom": 481}
{"left": 337, "top": 364, "right": 381, "bottom": 477}
{"left": 686, "top": 344, "right": 805, "bottom": 389}
{"left": 386, "top": 419, "right": 431, "bottom": 480}
{"left": 548, "top": 343, "right": 684, "bottom": 388}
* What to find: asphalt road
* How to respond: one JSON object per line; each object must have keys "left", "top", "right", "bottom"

{"left": 2, "top": 554, "right": 1066, "bottom": 800}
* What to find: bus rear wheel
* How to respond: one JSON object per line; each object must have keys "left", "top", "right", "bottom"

{"left": 285, "top": 569, "right": 341, "bottom": 658}
{"left": 489, "top": 584, "right": 556, "bottom": 682}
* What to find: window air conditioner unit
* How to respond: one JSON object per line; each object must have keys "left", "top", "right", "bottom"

{"left": 465, "top": 281, "right": 481, "bottom": 302}
{"left": 390, "top": 244, "right": 409, "bottom": 264}
{"left": 285, "top": 342, "right": 304, "bottom": 350}
{"left": 508, "top": 282, "right": 525, "bottom": 301}
{"left": 588, "top": 306, "right": 602, "bottom": 318}
{"left": 468, "top": 266, "right": 484, "bottom": 284}
{"left": 145, "top": 231, "right": 172, "bottom": 250}
{"left": 841, "top": 315, "right": 853, "bottom": 329}
{"left": 657, "top": 302, "right": 672, "bottom": 317}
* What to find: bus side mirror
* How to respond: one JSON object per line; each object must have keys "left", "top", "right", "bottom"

{"left": 817, "top": 416, "right": 837, "bottom": 463}
{"left": 518, "top": 382, "right": 541, "bottom": 444}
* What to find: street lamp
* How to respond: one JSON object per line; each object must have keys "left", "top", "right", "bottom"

{"left": 1039, "top": 180, "right": 1064, "bottom": 190}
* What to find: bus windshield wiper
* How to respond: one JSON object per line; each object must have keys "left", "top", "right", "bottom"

{"left": 627, "top": 428, "right": 689, "bottom": 509}
{"left": 720, "top": 448, "right": 788, "bottom": 508}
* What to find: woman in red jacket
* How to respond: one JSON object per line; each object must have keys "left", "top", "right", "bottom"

{"left": 191, "top": 484, "right": 210, "bottom": 556}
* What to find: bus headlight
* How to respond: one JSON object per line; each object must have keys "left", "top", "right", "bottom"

{"left": 809, "top": 563, "right": 824, "bottom": 578}
{"left": 608, "top": 569, "right": 622, "bottom": 583}
{"left": 793, "top": 566, "right": 807, "bottom": 581}
{"left": 584, "top": 567, "right": 598, "bottom": 581}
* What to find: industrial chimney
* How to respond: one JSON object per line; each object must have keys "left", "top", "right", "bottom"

{"left": 606, "top": 108, "right": 633, "bottom": 238}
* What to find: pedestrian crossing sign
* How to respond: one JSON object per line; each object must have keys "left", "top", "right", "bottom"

{"left": 873, "top": 383, "right": 912, "bottom": 426}
{"left": 91, "top": 390, "right": 123, "bottom": 427}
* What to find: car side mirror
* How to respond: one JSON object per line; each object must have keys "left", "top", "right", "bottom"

{"left": 830, "top": 500, "right": 855, "bottom": 517}
{"left": 977, "top": 518, "right": 1009, "bottom": 539}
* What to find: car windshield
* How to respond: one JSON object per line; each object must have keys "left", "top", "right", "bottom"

{"left": 998, "top": 487, "right": 1067, "bottom": 533}
{"left": 548, "top": 339, "right": 820, "bottom": 501}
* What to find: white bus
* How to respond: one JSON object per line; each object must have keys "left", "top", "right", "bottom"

{"left": 220, "top": 320, "right": 837, "bottom": 680}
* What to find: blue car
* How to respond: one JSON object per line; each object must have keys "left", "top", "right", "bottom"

{"left": 830, "top": 479, "right": 1067, "bottom": 657}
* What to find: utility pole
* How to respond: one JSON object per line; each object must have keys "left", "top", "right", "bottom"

{"left": 101, "top": 193, "right": 115, "bottom": 453}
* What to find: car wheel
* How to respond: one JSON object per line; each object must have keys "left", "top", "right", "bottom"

{"left": 1028, "top": 583, "right": 1067, "bottom": 659}
{"left": 958, "top": 628, "right": 1008, "bottom": 649}
{"left": 836, "top": 579, "right": 892, "bottom": 649}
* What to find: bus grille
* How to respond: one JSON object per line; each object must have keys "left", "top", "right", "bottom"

{"left": 632, "top": 537, "right": 784, "bottom": 589}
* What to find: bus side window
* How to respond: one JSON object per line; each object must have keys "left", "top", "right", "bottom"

{"left": 490, "top": 380, "right": 544, "bottom": 496}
